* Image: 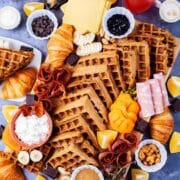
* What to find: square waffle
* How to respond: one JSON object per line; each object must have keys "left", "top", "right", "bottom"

{"left": 8, "top": 144, "right": 51, "bottom": 174}
{"left": 54, "top": 114, "right": 98, "bottom": 148}
{"left": 47, "top": 144, "right": 98, "bottom": 170}
{"left": 136, "top": 22, "right": 175, "bottom": 67}
{"left": 54, "top": 95, "right": 106, "bottom": 131}
{"left": 50, "top": 131, "right": 97, "bottom": 156}
{"left": 0, "top": 48, "right": 34, "bottom": 81}
{"left": 67, "top": 77, "right": 112, "bottom": 108}
{"left": 72, "top": 64, "right": 119, "bottom": 101}
{"left": 58, "top": 86, "right": 108, "bottom": 122}
{"left": 103, "top": 44, "right": 138, "bottom": 88}
{"left": 77, "top": 51, "right": 126, "bottom": 90}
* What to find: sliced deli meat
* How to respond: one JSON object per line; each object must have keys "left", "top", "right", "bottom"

{"left": 136, "top": 82, "right": 155, "bottom": 118}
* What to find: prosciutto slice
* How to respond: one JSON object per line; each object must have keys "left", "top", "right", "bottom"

{"left": 154, "top": 73, "right": 170, "bottom": 107}
{"left": 37, "top": 65, "right": 53, "bottom": 82}
{"left": 148, "top": 79, "right": 164, "bottom": 114}
{"left": 123, "top": 133, "right": 138, "bottom": 147}
{"left": 110, "top": 139, "right": 129, "bottom": 154}
{"left": 136, "top": 82, "right": 155, "bottom": 117}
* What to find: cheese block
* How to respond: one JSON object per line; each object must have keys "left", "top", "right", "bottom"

{"left": 61, "top": 0, "right": 117, "bottom": 34}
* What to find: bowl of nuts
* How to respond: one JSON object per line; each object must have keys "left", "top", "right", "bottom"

{"left": 135, "top": 139, "right": 167, "bottom": 172}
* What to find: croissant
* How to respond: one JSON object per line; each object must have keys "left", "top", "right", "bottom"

{"left": 47, "top": 24, "right": 74, "bottom": 68}
{"left": 0, "top": 151, "right": 24, "bottom": 180}
{"left": 0, "top": 67, "right": 37, "bottom": 99}
{"left": 150, "top": 107, "right": 174, "bottom": 144}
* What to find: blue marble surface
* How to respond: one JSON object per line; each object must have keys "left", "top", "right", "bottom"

{"left": 0, "top": 0, "right": 179, "bottom": 180}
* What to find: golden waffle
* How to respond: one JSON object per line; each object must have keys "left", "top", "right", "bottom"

{"left": 47, "top": 144, "right": 98, "bottom": 170}
{"left": 67, "top": 77, "right": 112, "bottom": 108}
{"left": 129, "top": 33, "right": 168, "bottom": 74}
{"left": 58, "top": 86, "right": 108, "bottom": 122}
{"left": 0, "top": 48, "right": 34, "bottom": 81}
{"left": 50, "top": 131, "right": 97, "bottom": 156}
{"left": 103, "top": 44, "right": 138, "bottom": 88}
{"left": 77, "top": 51, "right": 126, "bottom": 90}
{"left": 54, "top": 114, "right": 98, "bottom": 148}
{"left": 8, "top": 144, "right": 51, "bottom": 174}
{"left": 72, "top": 64, "right": 119, "bottom": 101}
{"left": 54, "top": 95, "right": 106, "bottom": 131}
{"left": 136, "top": 22, "right": 175, "bottom": 67}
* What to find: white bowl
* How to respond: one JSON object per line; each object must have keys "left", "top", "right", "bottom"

{"left": 135, "top": 139, "right": 167, "bottom": 173}
{"left": 26, "top": 10, "right": 58, "bottom": 40}
{"left": 103, "top": 7, "right": 135, "bottom": 39}
{"left": 71, "top": 165, "right": 104, "bottom": 180}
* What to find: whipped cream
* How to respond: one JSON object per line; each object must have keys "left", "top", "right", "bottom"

{"left": 15, "top": 113, "right": 49, "bottom": 145}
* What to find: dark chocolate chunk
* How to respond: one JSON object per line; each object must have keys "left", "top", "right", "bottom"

{"left": 170, "top": 98, "right": 180, "bottom": 112}
{"left": 20, "top": 46, "right": 33, "bottom": 52}
{"left": 135, "top": 118, "right": 149, "bottom": 133}
{"left": 0, "top": 125, "right": 5, "bottom": 138}
{"left": 26, "top": 94, "right": 37, "bottom": 106}
{"left": 65, "top": 53, "right": 79, "bottom": 66}
{"left": 43, "top": 165, "right": 59, "bottom": 179}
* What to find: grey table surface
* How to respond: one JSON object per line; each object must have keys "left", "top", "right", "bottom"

{"left": 0, "top": 0, "right": 180, "bottom": 180}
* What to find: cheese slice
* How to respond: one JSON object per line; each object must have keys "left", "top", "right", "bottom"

{"left": 61, "top": 0, "right": 116, "bottom": 34}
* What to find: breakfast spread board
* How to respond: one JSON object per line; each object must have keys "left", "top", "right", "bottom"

{"left": 0, "top": 0, "right": 180, "bottom": 180}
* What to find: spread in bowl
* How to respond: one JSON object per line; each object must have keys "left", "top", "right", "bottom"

{"left": 71, "top": 165, "right": 104, "bottom": 180}
{"left": 0, "top": 6, "right": 21, "bottom": 30}
{"left": 103, "top": 7, "right": 135, "bottom": 39}
{"left": 10, "top": 103, "right": 53, "bottom": 149}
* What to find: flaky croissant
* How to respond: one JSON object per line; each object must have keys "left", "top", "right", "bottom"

{"left": 47, "top": 24, "right": 74, "bottom": 68}
{"left": 150, "top": 107, "right": 174, "bottom": 144}
{"left": 0, "top": 67, "right": 37, "bottom": 99}
{"left": 0, "top": 151, "right": 24, "bottom": 180}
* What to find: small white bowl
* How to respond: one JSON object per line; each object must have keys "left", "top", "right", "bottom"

{"left": 135, "top": 139, "right": 167, "bottom": 173}
{"left": 71, "top": 165, "right": 104, "bottom": 180}
{"left": 103, "top": 7, "right": 135, "bottom": 39}
{"left": 26, "top": 10, "right": 58, "bottom": 40}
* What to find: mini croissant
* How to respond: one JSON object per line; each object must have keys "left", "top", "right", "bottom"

{"left": 0, "top": 67, "right": 37, "bottom": 99}
{"left": 150, "top": 107, "right": 174, "bottom": 144}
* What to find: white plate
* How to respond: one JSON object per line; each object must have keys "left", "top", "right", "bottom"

{"left": 0, "top": 36, "right": 42, "bottom": 102}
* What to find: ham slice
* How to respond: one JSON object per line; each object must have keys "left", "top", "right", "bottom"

{"left": 136, "top": 82, "right": 155, "bottom": 118}
{"left": 154, "top": 73, "right": 170, "bottom": 107}
{"left": 148, "top": 79, "right": 164, "bottom": 114}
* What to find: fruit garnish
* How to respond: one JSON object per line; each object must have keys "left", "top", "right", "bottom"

{"left": 17, "top": 151, "right": 30, "bottom": 165}
{"left": 169, "top": 132, "right": 180, "bottom": 153}
{"left": 23, "top": 2, "right": 44, "bottom": 16}
{"left": 36, "top": 175, "right": 46, "bottom": 180}
{"left": 167, "top": 76, "right": 180, "bottom": 97}
{"left": 30, "top": 149, "right": 43, "bottom": 162}
{"left": 97, "top": 130, "right": 118, "bottom": 149}
{"left": 2, "top": 105, "right": 18, "bottom": 123}
{"left": 34, "top": 101, "right": 45, "bottom": 117}
{"left": 131, "top": 168, "right": 149, "bottom": 180}
{"left": 2, "top": 125, "right": 21, "bottom": 151}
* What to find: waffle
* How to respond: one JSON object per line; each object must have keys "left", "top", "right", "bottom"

{"left": 47, "top": 144, "right": 98, "bottom": 170}
{"left": 50, "top": 131, "right": 97, "bottom": 156}
{"left": 8, "top": 144, "right": 51, "bottom": 174}
{"left": 129, "top": 33, "right": 168, "bottom": 74}
{"left": 103, "top": 44, "right": 138, "bottom": 88}
{"left": 77, "top": 51, "right": 126, "bottom": 90}
{"left": 54, "top": 95, "right": 106, "bottom": 131}
{"left": 136, "top": 22, "right": 175, "bottom": 67}
{"left": 54, "top": 114, "right": 98, "bottom": 148}
{"left": 0, "top": 48, "right": 34, "bottom": 81}
{"left": 58, "top": 86, "right": 108, "bottom": 122}
{"left": 67, "top": 77, "right": 112, "bottom": 108}
{"left": 72, "top": 64, "right": 119, "bottom": 101}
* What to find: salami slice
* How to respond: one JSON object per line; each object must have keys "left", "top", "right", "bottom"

{"left": 154, "top": 73, "right": 170, "bottom": 107}
{"left": 148, "top": 79, "right": 164, "bottom": 114}
{"left": 123, "top": 133, "right": 138, "bottom": 147}
{"left": 116, "top": 151, "right": 132, "bottom": 166}
{"left": 37, "top": 64, "right": 53, "bottom": 82}
{"left": 110, "top": 139, "right": 129, "bottom": 154}
{"left": 98, "top": 151, "right": 115, "bottom": 166}
{"left": 136, "top": 82, "right": 155, "bottom": 117}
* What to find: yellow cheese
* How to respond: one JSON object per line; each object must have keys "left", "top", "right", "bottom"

{"left": 61, "top": 0, "right": 117, "bottom": 34}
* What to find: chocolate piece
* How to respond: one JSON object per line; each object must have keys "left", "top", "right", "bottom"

{"left": 0, "top": 125, "right": 5, "bottom": 138}
{"left": 170, "top": 98, "right": 180, "bottom": 112}
{"left": 65, "top": 53, "right": 79, "bottom": 66}
{"left": 135, "top": 118, "right": 149, "bottom": 133}
{"left": 26, "top": 94, "right": 37, "bottom": 106}
{"left": 43, "top": 165, "right": 59, "bottom": 179}
{"left": 20, "top": 46, "right": 33, "bottom": 52}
